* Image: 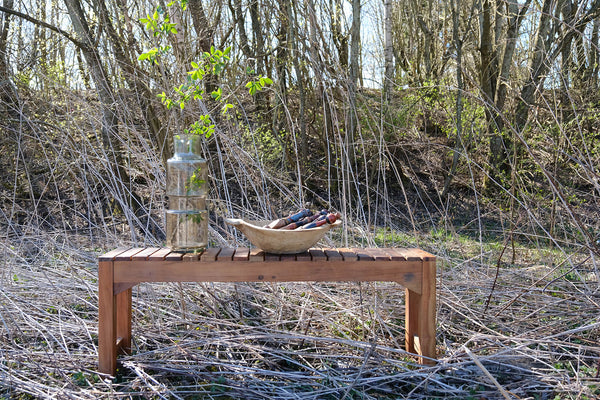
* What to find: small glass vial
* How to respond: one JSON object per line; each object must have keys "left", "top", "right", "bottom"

{"left": 165, "top": 134, "right": 208, "bottom": 251}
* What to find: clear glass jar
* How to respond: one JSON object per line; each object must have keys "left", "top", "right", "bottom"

{"left": 165, "top": 134, "right": 208, "bottom": 251}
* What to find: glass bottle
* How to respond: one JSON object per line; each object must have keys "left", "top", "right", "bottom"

{"left": 165, "top": 134, "right": 208, "bottom": 251}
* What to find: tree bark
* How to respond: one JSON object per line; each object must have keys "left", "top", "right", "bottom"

{"left": 189, "top": 0, "right": 214, "bottom": 53}
{"left": 442, "top": 0, "right": 464, "bottom": 199}
{"left": 231, "top": 0, "right": 253, "bottom": 61}
{"left": 514, "top": 0, "right": 554, "bottom": 132}
{"left": 331, "top": 0, "right": 348, "bottom": 70}
{"left": 347, "top": 0, "right": 361, "bottom": 165}
{"left": 285, "top": 0, "right": 307, "bottom": 163}
{"left": 272, "top": 0, "right": 288, "bottom": 140}
{"left": 383, "top": 0, "right": 393, "bottom": 105}
{"left": 188, "top": 0, "right": 217, "bottom": 95}
{"left": 308, "top": 0, "right": 332, "bottom": 145}
{"left": 483, "top": 0, "right": 530, "bottom": 186}
{"left": 0, "top": 0, "right": 18, "bottom": 109}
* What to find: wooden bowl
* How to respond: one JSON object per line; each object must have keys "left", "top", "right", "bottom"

{"left": 225, "top": 218, "right": 341, "bottom": 254}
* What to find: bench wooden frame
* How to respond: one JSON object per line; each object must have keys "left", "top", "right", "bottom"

{"left": 98, "top": 247, "right": 436, "bottom": 375}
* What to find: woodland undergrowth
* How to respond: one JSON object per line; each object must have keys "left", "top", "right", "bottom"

{"left": 0, "top": 80, "right": 599, "bottom": 399}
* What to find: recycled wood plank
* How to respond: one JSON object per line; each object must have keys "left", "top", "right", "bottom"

{"left": 324, "top": 249, "right": 343, "bottom": 261}
{"left": 147, "top": 248, "right": 172, "bottom": 261}
{"left": 295, "top": 251, "right": 311, "bottom": 261}
{"left": 114, "top": 248, "right": 146, "bottom": 261}
{"left": 217, "top": 248, "right": 235, "bottom": 261}
{"left": 265, "top": 252, "right": 281, "bottom": 262}
{"left": 353, "top": 248, "right": 375, "bottom": 261}
{"left": 233, "top": 248, "right": 250, "bottom": 261}
{"left": 249, "top": 248, "right": 265, "bottom": 262}
{"left": 165, "top": 251, "right": 184, "bottom": 261}
{"left": 98, "top": 247, "right": 130, "bottom": 262}
{"left": 280, "top": 254, "right": 296, "bottom": 262}
{"left": 183, "top": 252, "right": 200, "bottom": 262}
{"left": 338, "top": 248, "right": 358, "bottom": 261}
{"left": 309, "top": 248, "right": 327, "bottom": 262}
{"left": 200, "top": 248, "right": 221, "bottom": 262}
{"left": 385, "top": 248, "right": 407, "bottom": 261}
{"left": 396, "top": 248, "right": 425, "bottom": 261}
{"left": 132, "top": 247, "right": 162, "bottom": 261}
{"left": 364, "top": 248, "right": 390, "bottom": 261}
{"left": 409, "top": 248, "right": 436, "bottom": 261}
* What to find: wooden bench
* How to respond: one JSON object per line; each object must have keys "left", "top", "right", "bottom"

{"left": 98, "top": 247, "right": 437, "bottom": 375}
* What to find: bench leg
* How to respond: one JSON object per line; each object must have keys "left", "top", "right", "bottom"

{"left": 116, "top": 288, "right": 132, "bottom": 355}
{"left": 405, "top": 259, "right": 436, "bottom": 364}
{"left": 98, "top": 261, "right": 117, "bottom": 375}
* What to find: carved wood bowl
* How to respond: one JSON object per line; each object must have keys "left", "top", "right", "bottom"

{"left": 225, "top": 218, "right": 342, "bottom": 254}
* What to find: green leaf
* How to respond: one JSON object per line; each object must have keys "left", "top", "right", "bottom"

{"left": 221, "top": 103, "right": 233, "bottom": 115}
{"left": 211, "top": 87, "right": 222, "bottom": 101}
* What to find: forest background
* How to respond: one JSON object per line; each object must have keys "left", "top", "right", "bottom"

{"left": 0, "top": 0, "right": 599, "bottom": 398}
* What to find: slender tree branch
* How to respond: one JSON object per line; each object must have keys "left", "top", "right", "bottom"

{"left": 0, "top": 5, "right": 88, "bottom": 50}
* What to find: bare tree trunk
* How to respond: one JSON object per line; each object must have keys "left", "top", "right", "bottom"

{"left": 480, "top": 0, "right": 504, "bottom": 180}
{"left": 285, "top": 0, "right": 307, "bottom": 164}
{"left": 383, "top": 0, "right": 393, "bottom": 105}
{"left": 588, "top": 17, "right": 600, "bottom": 91}
{"left": 232, "top": 0, "right": 252, "bottom": 60}
{"left": 347, "top": 0, "right": 360, "bottom": 165}
{"left": 189, "top": 0, "right": 214, "bottom": 52}
{"left": 250, "top": 0, "right": 269, "bottom": 114}
{"left": 307, "top": 0, "right": 332, "bottom": 146}
{"left": 250, "top": 0, "right": 264, "bottom": 77}
{"left": 514, "top": 0, "right": 554, "bottom": 132}
{"left": 272, "top": 1, "right": 288, "bottom": 141}
{"left": 483, "top": 0, "right": 531, "bottom": 188}
{"left": 442, "top": 0, "right": 464, "bottom": 199}
{"left": 0, "top": 0, "right": 18, "bottom": 109}
{"left": 331, "top": 0, "right": 348, "bottom": 70}
{"left": 189, "top": 0, "right": 217, "bottom": 95}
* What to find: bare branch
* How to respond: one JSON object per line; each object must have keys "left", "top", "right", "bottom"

{"left": 0, "top": 5, "right": 88, "bottom": 50}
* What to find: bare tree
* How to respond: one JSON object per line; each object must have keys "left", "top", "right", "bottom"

{"left": 347, "top": 0, "right": 360, "bottom": 166}
{"left": 383, "top": 0, "right": 393, "bottom": 105}
{"left": 0, "top": 0, "right": 17, "bottom": 108}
